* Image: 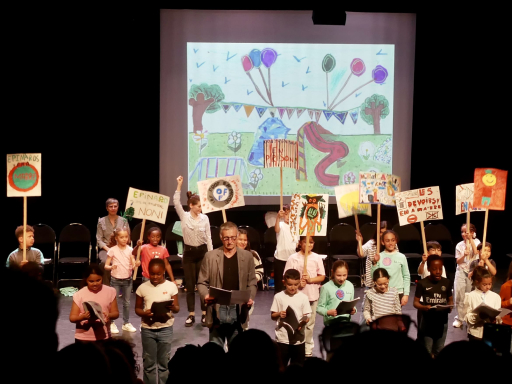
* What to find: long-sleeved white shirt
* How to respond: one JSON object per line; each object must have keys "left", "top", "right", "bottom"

{"left": 173, "top": 191, "right": 213, "bottom": 251}
{"left": 463, "top": 288, "right": 501, "bottom": 338}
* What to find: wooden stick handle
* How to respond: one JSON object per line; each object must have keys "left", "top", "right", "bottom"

{"left": 376, "top": 204, "right": 381, "bottom": 254}
{"left": 420, "top": 221, "right": 427, "bottom": 256}
{"left": 222, "top": 209, "right": 227, "bottom": 223}
{"left": 133, "top": 219, "right": 146, "bottom": 280}
{"left": 23, "top": 196, "right": 27, "bottom": 262}
{"left": 280, "top": 166, "right": 283, "bottom": 210}
{"left": 466, "top": 210, "right": 471, "bottom": 248}
{"left": 354, "top": 208, "right": 362, "bottom": 250}
{"left": 304, "top": 232, "right": 310, "bottom": 273}
{"left": 481, "top": 208, "right": 489, "bottom": 252}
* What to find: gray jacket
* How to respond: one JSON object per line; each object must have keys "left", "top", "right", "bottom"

{"left": 197, "top": 247, "right": 258, "bottom": 328}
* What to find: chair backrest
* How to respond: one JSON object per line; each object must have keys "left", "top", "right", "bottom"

{"left": 263, "top": 227, "right": 277, "bottom": 258}
{"left": 360, "top": 222, "right": 376, "bottom": 244}
{"left": 210, "top": 226, "right": 222, "bottom": 249}
{"left": 392, "top": 224, "right": 421, "bottom": 254}
{"left": 424, "top": 223, "right": 454, "bottom": 254}
{"left": 165, "top": 224, "right": 183, "bottom": 255}
{"left": 33, "top": 223, "right": 56, "bottom": 261}
{"left": 312, "top": 235, "right": 329, "bottom": 256}
{"left": 238, "top": 225, "right": 261, "bottom": 254}
{"left": 329, "top": 223, "right": 357, "bottom": 256}
{"left": 59, "top": 223, "right": 91, "bottom": 260}
{"left": 131, "top": 221, "right": 161, "bottom": 244}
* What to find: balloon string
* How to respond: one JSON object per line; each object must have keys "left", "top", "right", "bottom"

{"left": 258, "top": 67, "right": 273, "bottom": 106}
{"left": 268, "top": 68, "right": 272, "bottom": 106}
{"left": 247, "top": 72, "right": 271, "bottom": 106}
{"left": 326, "top": 72, "right": 329, "bottom": 108}
{"left": 330, "top": 79, "right": 373, "bottom": 111}
{"left": 328, "top": 73, "right": 352, "bottom": 110}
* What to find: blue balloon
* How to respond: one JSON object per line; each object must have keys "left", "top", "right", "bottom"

{"left": 249, "top": 49, "right": 262, "bottom": 68}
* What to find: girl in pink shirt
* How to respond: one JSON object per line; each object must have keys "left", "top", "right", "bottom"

{"left": 284, "top": 236, "right": 326, "bottom": 357}
{"left": 69, "top": 264, "right": 119, "bottom": 342}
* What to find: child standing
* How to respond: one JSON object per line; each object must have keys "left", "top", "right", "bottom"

{"left": 453, "top": 223, "right": 480, "bottom": 328}
{"left": 499, "top": 261, "right": 512, "bottom": 326}
{"left": 370, "top": 230, "right": 410, "bottom": 306}
{"left": 364, "top": 268, "right": 402, "bottom": 324}
{"left": 464, "top": 266, "right": 501, "bottom": 340}
{"left": 355, "top": 221, "right": 390, "bottom": 288}
{"left": 6, "top": 225, "right": 44, "bottom": 268}
{"left": 418, "top": 241, "right": 447, "bottom": 279}
{"left": 414, "top": 255, "right": 453, "bottom": 356}
{"left": 284, "top": 236, "right": 325, "bottom": 357}
{"left": 105, "top": 228, "right": 140, "bottom": 334}
{"left": 136, "top": 259, "right": 179, "bottom": 384}
{"left": 274, "top": 205, "right": 297, "bottom": 294}
{"left": 132, "top": 227, "right": 175, "bottom": 283}
{"left": 317, "top": 260, "right": 356, "bottom": 325}
{"left": 69, "top": 264, "right": 119, "bottom": 342}
{"left": 468, "top": 242, "right": 497, "bottom": 279}
{"left": 270, "top": 268, "right": 311, "bottom": 366}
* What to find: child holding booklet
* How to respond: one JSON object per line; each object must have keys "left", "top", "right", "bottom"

{"left": 414, "top": 255, "right": 453, "bottom": 356}
{"left": 270, "top": 268, "right": 311, "bottom": 366}
{"left": 364, "top": 268, "right": 402, "bottom": 325}
{"left": 464, "top": 266, "right": 501, "bottom": 340}
{"left": 136, "top": 258, "right": 179, "bottom": 384}
{"left": 317, "top": 260, "right": 357, "bottom": 325}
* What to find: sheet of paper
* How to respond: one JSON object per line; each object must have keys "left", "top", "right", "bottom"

{"left": 335, "top": 297, "right": 360, "bottom": 315}
{"left": 230, "top": 290, "right": 251, "bottom": 305}
{"left": 430, "top": 304, "right": 454, "bottom": 311}
{"left": 150, "top": 300, "right": 174, "bottom": 316}
{"left": 472, "top": 303, "right": 501, "bottom": 318}
{"left": 209, "top": 287, "right": 232, "bottom": 305}
{"left": 83, "top": 301, "right": 105, "bottom": 325}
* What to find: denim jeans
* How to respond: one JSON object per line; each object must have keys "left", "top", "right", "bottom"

{"left": 110, "top": 276, "right": 132, "bottom": 324}
{"left": 209, "top": 305, "right": 240, "bottom": 350}
{"left": 141, "top": 326, "right": 173, "bottom": 384}
{"left": 419, "top": 318, "right": 448, "bottom": 356}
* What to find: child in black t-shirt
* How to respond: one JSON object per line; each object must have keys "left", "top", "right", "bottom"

{"left": 413, "top": 255, "right": 453, "bottom": 357}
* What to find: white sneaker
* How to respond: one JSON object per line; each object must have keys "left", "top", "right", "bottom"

{"left": 452, "top": 319, "right": 462, "bottom": 328}
{"left": 110, "top": 323, "right": 119, "bottom": 334}
{"left": 122, "top": 323, "right": 137, "bottom": 332}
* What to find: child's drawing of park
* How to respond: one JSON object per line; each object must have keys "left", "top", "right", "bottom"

{"left": 187, "top": 43, "right": 395, "bottom": 196}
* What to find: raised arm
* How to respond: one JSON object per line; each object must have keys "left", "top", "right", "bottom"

{"left": 174, "top": 176, "right": 186, "bottom": 220}
{"left": 274, "top": 210, "right": 285, "bottom": 233}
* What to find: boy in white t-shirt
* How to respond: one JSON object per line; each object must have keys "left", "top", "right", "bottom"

{"left": 270, "top": 268, "right": 311, "bottom": 367}
{"left": 418, "top": 241, "right": 447, "bottom": 279}
{"left": 136, "top": 258, "right": 180, "bottom": 384}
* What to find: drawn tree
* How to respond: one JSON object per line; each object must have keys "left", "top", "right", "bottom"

{"left": 189, "top": 83, "right": 225, "bottom": 132}
{"left": 360, "top": 94, "right": 389, "bottom": 134}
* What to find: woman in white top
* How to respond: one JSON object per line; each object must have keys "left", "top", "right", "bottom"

{"left": 274, "top": 205, "right": 297, "bottom": 294}
{"left": 175, "top": 176, "right": 213, "bottom": 327}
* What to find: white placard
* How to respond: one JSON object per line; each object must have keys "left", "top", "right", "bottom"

{"left": 7, "top": 153, "right": 42, "bottom": 197}
{"left": 125, "top": 187, "right": 170, "bottom": 224}
{"left": 334, "top": 184, "right": 371, "bottom": 219}
{"left": 197, "top": 175, "right": 245, "bottom": 214}
{"left": 395, "top": 186, "right": 443, "bottom": 226}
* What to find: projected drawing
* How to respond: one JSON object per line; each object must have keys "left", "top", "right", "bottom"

{"left": 187, "top": 43, "right": 395, "bottom": 196}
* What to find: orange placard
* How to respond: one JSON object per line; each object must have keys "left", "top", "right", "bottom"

{"left": 473, "top": 168, "right": 508, "bottom": 210}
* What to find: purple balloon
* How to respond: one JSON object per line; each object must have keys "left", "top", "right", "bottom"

{"left": 249, "top": 49, "right": 262, "bottom": 68}
{"left": 261, "top": 48, "right": 277, "bottom": 68}
{"left": 372, "top": 65, "right": 388, "bottom": 84}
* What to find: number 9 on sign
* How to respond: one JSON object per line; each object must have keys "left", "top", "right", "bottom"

{"left": 214, "top": 187, "right": 229, "bottom": 202}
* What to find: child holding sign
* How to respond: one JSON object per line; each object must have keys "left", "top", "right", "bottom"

{"left": 274, "top": 205, "right": 296, "bottom": 294}
{"left": 370, "top": 230, "right": 410, "bottom": 306}
{"left": 132, "top": 227, "right": 174, "bottom": 282}
{"left": 284, "top": 236, "right": 325, "bottom": 357}
{"left": 6, "top": 225, "right": 44, "bottom": 268}
{"left": 105, "top": 228, "right": 139, "bottom": 334}
{"left": 453, "top": 223, "right": 480, "bottom": 328}
{"left": 317, "top": 260, "right": 356, "bottom": 325}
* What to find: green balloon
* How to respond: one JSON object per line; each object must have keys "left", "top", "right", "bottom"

{"left": 322, "top": 54, "right": 336, "bottom": 73}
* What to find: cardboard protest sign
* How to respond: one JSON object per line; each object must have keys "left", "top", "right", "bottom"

{"left": 7, "top": 153, "right": 42, "bottom": 197}
{"left": 334, "top": 184, "right": 371, "bottom": 219}
{"left": 395, "top": 186, "right": 443, "bottom": 226}
{"left": 125, "top": 188, "right": 170, "bottom": 224}
{"left": 197, "top": 175, "right": 245, "bottom": 214}
{"left": 264, "top": 139, "right": 298, "bottom": 169}
{"left": 359, "top": 172, "right": 401, "bottom": 206}
{"left": 289, "top": 193, "right": 329, "bottom": 239}
{"left": 473, "top": 168, "right": 508, "bottom": 210}
{"left": 455, "top": 183, "right": 482, "bottom": 215}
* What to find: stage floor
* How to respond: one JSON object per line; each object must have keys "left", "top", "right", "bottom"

{"left": 55, "top": 284, "right": 471, "bottom": 371}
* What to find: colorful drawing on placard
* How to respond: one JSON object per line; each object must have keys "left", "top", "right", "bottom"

{"left": 358, "top": 172, "right": 401, "bottom": 206}
{"left": 455, "top": 183, "right": 482, "bottom": 215}
{"left": 126, "top": 188, "right": 170, "bottom": 225}
{"left": 187, "top": 43, "right": 395, "bottom": 196}
{"left": 473, "top": 168, "right": 508, "bottom": 210}
{"left": 334, "top": 184, "right": 371, "bottom": 219}
{"left": 7, "top": 153, "right": 42, "bottom": 197}
{"left": 395, "top": 186, "right": 443, "bottom": 226}
{"left": 264, "top": 139, "right": 298, "bottom": 169}
{"left": 197, "top": 175, "right": 245, "bottom": 214}
{"left": 289, "top": 193, "right": 328, "bottom": 239}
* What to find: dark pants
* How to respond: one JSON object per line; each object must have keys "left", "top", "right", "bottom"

{"left": 278, "top": 342, "right": 305, "bottom": 366}
{"left": 418, "top": 317, "right": 448, "bottom": 356}
{"left": 98, "top": 250, "right": 111, "bottom": 286}
{"left": 274, "top": 259, "right": 287, "bottom": 294}
{"left": 183, "top": 244, "right": 207, "bottom": 312}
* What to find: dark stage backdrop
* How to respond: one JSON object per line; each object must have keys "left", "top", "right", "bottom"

{"left": 2, "top": 5, "right": 509, "bottom": 273}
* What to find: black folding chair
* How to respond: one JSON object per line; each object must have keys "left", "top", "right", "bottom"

{"left": 238, "top": 225, "right": 262, "bottom": 254}
{"left": 57, "top": 223, "right": 91, "bottom": 288}
{"left": 33, "top": 223, "right": 56, "bottom": 286}
{"left": 328, "top": 223, "right": 362, "bottom": 286}
{"left": 164, "top": 224, "right": 185, "bottom": 281}
{"left": 263, "top": 227, "right": 277, "bottom": 290}
{"left": 392, "top": 224, "right": 422, "bottom": 282}
{"left": 425, "top": 223, "right": 455, "bottom": 277}
{"left": 210, "top": 226, "right": 222, "bottom": 249}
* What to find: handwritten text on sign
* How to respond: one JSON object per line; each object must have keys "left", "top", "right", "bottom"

{"left": 197, "top": 175, "right": 245, "bottom": 214}
{"left": 126, "top": 188, "right": 170, "bottom": 224}
{"left": 7, "top": 153, "right": 42, "bottom": 197}
{"left": 263, "top": 139, "right": 298, "bottom": 169}
{"left": 395, "top": 186, "right": 443, "bottom": 226}
{"left": 455, "top": 183, "right": 482, "bottom": 215}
